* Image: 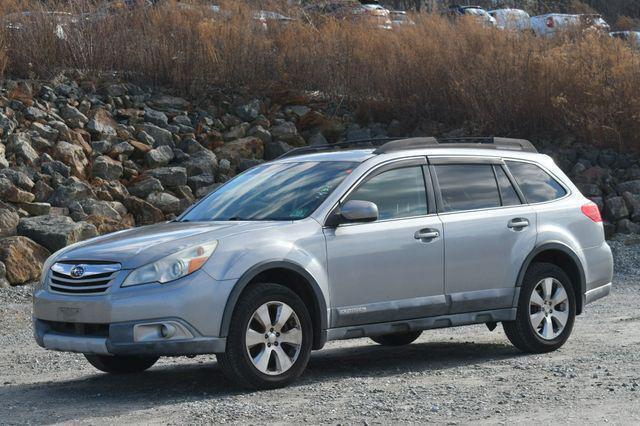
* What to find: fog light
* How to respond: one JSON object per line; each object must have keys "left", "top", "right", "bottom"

{"left": 160, "top": 323, "right": 176, "bottom": 338}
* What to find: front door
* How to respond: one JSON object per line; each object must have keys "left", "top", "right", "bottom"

{"left": 324, "top": 159, "right": 446, "bottom": 328}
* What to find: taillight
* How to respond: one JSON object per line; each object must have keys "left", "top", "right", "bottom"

{"left": 581, "top": 202, "right": 602, "bottom": 223}
{"left": 546, "top": 17, "right": 554, "bottom": 28}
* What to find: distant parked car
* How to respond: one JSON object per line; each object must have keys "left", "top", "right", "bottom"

{"left": 488, "top": 8, "right": 531, "bottom": 32}
{"left": 304, "top": 0, "right": 391, "bottom": 29}
{"left": 446, "top": 5, "right": 497, "bottom": 27}
{"left": 610, "top": 31, "right": 640, "bottom": 48}
{"left": 389, "top": 10, "right": 415, "bottom": 27}
{"left": 356, "top": 2, "right": 392, "bottom": 29}
{"left": 531, "top": 13, "right": 610, "bottom": 37}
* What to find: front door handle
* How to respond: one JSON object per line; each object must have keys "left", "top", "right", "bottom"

{"left": 414, "top": 229, "right": 440, "bottom": 241}
{"left": 508, "top": 218, "right": 530, "bottom": 229}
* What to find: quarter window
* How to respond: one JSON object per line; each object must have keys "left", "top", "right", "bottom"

{"left": 506, "top": 161, "right": 567, "bottom": 203}
{"left": 346, "top": 166, "right": 428, "bottom": 220}
{"left": 434, "top": 164, "right": 501, "bottom": 212}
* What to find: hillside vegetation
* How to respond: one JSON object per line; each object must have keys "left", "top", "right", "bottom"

{"left": 0, "top": 1, "right": 639, "bottom": 150}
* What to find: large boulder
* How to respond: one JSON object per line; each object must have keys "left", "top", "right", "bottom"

{"left": 146, "top": 167, "right": 187, "bottom": 188}
{"left": 144, "top": 108, "right": 169, "bottom": 127}
{"left": 617, "top": 180, "right": 640, "bottom": 195}
{"left": 605, "top": 196, "right": 629, "bottom": 221}
{"left": 6, "top": 133, "right": 39, "bottom": 166}
{"left": 622, "top": 192, "right": 640, "bottom": 222}
{"left": 0, "top": 177, "right": 35, "bottom": 203}
{"left": 86, "top": 214, "right": 133, "bottom": 235}
{"left": 76, "top": 199, "right": 122, "bottom": 221}
{"left": 53, "top": 141, "right": 89, "bottom": 178}
{"left": 87, "top": 108, "right": 118, "bottom": 139}
{"left": 215, "top": 137, "right": 263, "bottom": 167}
{"left": 124, "top": 196, "right": 165, "bottom": 225}
{"left": 48, "top": 179, "right": 96, "bottom": 207}
{"left": 17, "top": 215, "right": 98, "bottom": 252}
{"left": 146, "top": 192, "right": 181, "bottom": 214}
{"left": 138, "top": 123, "right": 173, "bottom": 147}
{"left": 127, "top": 176, "right": 164, "bottom": 198}
{"left": 145, "top": 145, "right": 174, "bottom": 168}
{"left": 59, "top": 104, "right": 89, "bottom": 128}
{"left": 92, "top": 155, "right": 123, "bottom": 180}
{"left": 0, "top": 236, "right": 50, "bottom": 285}
{"left": 0, "top": 208, "right": 20, "bottom": 237}
{"left": 0, "top": 168, "right": 35, "bottom": 191}
{"left": 182, "top": 149, "right": 218, "bottom": 176}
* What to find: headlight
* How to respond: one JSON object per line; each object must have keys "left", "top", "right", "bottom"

{"left": 122, "top": 241, "right": 218, "bottom": 287}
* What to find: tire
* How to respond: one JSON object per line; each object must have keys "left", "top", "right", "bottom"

{"left": 217, "top": 283, "right": 313, "bottom": 390}
{"left": 371, "top": 331, "right": 422, "bottom": 346}
{"left": 503, "top": 262, "right": 576, "bottom": 353}
{"left": 84, "top": 354, "right": 159, "bottom": 374}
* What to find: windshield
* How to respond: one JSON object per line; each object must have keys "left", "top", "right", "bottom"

{"left": 181, "top": 161, "right": 357, "bottom": 222}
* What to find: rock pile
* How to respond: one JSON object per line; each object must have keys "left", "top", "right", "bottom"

{"left": 0, "top": 76, "right": 640, "bottom": 286}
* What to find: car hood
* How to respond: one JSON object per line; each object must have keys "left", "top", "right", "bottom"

{"left": 55, "top": 220, "right": 287, "bottom": 269}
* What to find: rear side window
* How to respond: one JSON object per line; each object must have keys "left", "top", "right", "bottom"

{"left": 506, "top": 161, "right": 567, "bottom": 203}
{"left": 346, "top": 166, "right": 428, "bottom": 220}
{"left": 494, "top": 165, "right": 521, "bottom": 206}
{"left": 434, "top": 164, "right": 501, "bottom": 212}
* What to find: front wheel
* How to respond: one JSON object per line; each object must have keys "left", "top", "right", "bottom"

{"left": 217, "top": 283, "right": 313, "bottom": 389}
{"left": 503, "top": 262, "right": 576, "bottom": 353}
{"left": 371, "top": 331, "right": 422, "bottom": 346}
{"left": 84, "top": 354, "right": 159, "bottom": 374}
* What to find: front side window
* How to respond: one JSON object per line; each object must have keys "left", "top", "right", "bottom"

{"left": 434, "top": 164, "right": 501, "bottom": 212}
{"left": 346, "top": 166, "right": 428, "bottom": 220}
{"left": 181, "top": 161, "right": 357, "bottom": 221}
{"left": 506, "top": 161, "right": 567, "bottom": 203}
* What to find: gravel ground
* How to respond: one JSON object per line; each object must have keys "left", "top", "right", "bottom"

{"left": 1, "top": 239, "right": 639, "bottom": 425}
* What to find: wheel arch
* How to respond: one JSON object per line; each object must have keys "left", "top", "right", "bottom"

{"left": 517, "top": 242, "right": 586, "bottom": 315}
{"left": 220, "top": 261, "right": 328, "bottom": 350}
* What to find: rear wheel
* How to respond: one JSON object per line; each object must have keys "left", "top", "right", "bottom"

{"left": 217, "top": 283, "right": 313, "bottom": 389}
{"left": 371, "top": 331, "right": 422, "bottom": 346}
{"left": 84, "top": 354, "right": 159, "bottom": 374}
{"left": 503, "top": 262, "right": 576, "bottom": 353}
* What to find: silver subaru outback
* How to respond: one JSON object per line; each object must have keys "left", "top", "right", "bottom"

{"left": 33, "top": 137, "right": 613, "bottom": 389}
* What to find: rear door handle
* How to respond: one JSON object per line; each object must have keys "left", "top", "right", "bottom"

{"left": 414, "top": 229, "right": 440, "bottom": 241}
{"left": 508, "top": 218, "right": 530, "bottom": 229}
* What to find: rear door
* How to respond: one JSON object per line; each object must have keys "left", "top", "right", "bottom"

{"left": 430, "top": 157, "right": 537, "bottom": 314}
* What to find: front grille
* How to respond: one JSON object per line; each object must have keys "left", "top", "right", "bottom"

{"left": 49, "top": 262, "right": 121, "bottom": 294}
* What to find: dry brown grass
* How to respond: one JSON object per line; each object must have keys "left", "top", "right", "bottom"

{"left": 1, "top": 1, "right": 640, "bottom": 150}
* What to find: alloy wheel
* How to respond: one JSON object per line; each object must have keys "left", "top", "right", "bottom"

{"left": 245, "top": 301, "right": 303, "bottom": 375}
{"left": 529, "top": 277, "right": 570, "bottom": 340}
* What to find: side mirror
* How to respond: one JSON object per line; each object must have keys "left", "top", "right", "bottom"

{"left": 327, "top": 200, "right": 379, "bottom": 226}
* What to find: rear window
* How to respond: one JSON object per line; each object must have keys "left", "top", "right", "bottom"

{"left": 506, "top": 161, "right": 567, "bottom": 203}
{"left": 434, "top": 164, "right": 501, "bottom": 212}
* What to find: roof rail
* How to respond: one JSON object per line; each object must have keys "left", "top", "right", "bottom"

{"left": 276, "top": 137, "right": 395, "bottom": 159}
{"left": 373, "top": 136, "right": 537, "bottom": 154}
{"left": 276, "top": 136, "right": 537, "bottom": 160}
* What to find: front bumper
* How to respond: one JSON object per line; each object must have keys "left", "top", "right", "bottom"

{"left": 33, "top": 269, "right": 236, "bottom": 356}
{"left": 34, "top": 318, "right": 226, "bottom": 356}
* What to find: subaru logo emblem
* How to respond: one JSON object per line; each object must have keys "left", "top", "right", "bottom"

{"left": 70, "top": 265, "right": 85, "bottom": 278}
